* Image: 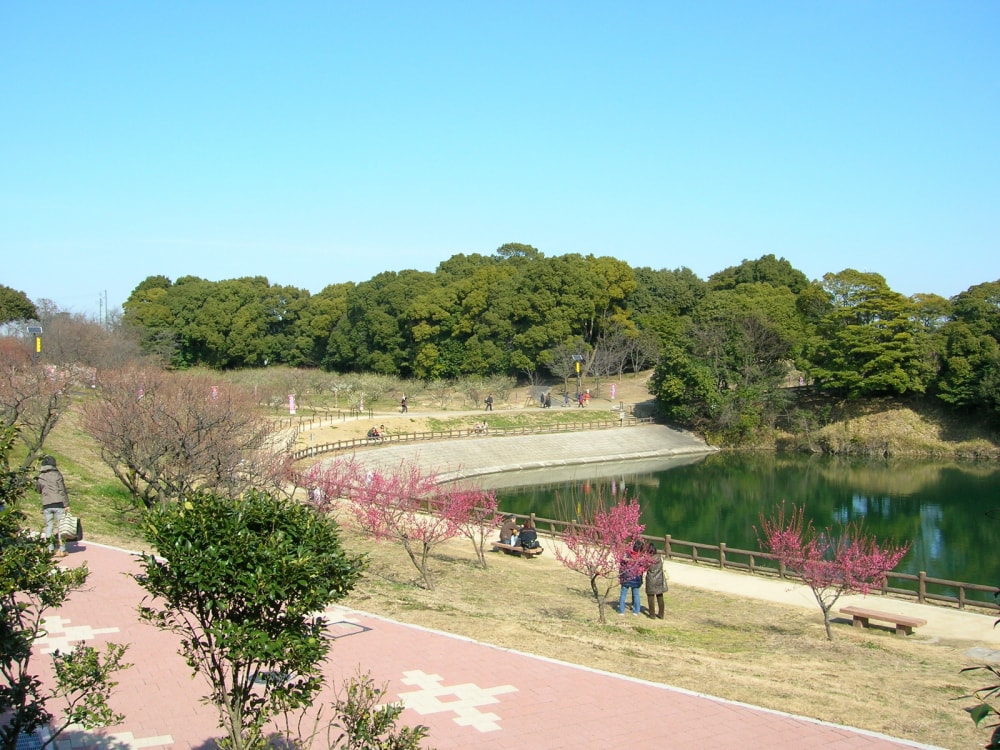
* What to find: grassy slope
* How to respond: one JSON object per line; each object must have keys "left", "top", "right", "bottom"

{"left": 773, "top": 392, "right": 1000, "bottom": 459}
{"left": 27, "top": 385, "right": 1000, "bottom": 750}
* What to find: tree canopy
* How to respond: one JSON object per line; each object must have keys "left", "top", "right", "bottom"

{"left": 107, "top": 245, "right": 1000, "bottom": 433}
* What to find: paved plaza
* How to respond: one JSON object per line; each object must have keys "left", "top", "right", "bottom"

{"left": 29, "top": 542, "right": 940, "bottom": 750}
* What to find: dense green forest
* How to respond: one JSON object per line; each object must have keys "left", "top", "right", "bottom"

{"left": 4, "top": 244, "right": 999, "bottom": 442}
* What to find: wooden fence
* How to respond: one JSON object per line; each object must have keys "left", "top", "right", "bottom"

{"left": 512, "top": 512, "right": 1000, "bottom": 614}
{"left": 291, "top": 416, "right": 654, "bottom": 461}
{"left": 292, "top": 416, "right": 998, "bottom": 614}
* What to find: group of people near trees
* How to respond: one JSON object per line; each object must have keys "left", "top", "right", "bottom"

{"left": 499, "top": 515, "right": 542, "bottom": 552}
{"left": 618, "top": 540, "right": 667, "bottom": 618}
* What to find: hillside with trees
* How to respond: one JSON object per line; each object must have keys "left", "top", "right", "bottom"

{"left": 5, "top": 245, "right": 999, "bottom": 448}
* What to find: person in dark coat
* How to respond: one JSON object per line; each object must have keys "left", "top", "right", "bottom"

{"left": 36, "top": 455, "right": 69, "bottom": 556}
{"left": 518, "top": 518, "right": 541, "bottom": 551}
{"left": 643, "top": 542, "right": 667, "bottom": 619}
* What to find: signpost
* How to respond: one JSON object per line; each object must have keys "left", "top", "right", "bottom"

{"left": 27, "top": 325, "right": 42, "bottom": 364}
{"left": 572, "top": 354, "right": 584, "bottom": 396}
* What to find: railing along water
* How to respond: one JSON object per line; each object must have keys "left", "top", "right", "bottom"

{"left": 293, "top": 419, "right": 999, "bottom": 614}
{"left": 504, "top": 514, "right": 1000, "bottom": 614}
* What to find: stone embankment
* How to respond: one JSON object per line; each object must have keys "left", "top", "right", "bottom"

{"left": 334, "top": 423, "right": 718, "bottom": 488}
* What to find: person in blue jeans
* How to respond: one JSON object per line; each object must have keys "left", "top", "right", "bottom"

{"left": 617, "top": 543, "right": 644, "bottom": 615}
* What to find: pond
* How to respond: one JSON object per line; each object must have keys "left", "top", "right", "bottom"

{"left": 492, "top": 452, "right": 1000, "bottom": 603}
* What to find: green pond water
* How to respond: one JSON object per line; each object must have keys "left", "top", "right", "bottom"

{"left": 493, "top": 452, "right": 1000, "bottom": 604}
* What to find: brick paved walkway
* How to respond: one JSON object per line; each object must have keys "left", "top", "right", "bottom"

{"left": 29, "top": 543, "right": 939, "bottom": 750}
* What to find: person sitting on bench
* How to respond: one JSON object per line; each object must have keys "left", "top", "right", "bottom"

{"left": 500, "top": 515, "right": 519, "bottom": 546}
{"left": 518, "top": 519, "right": 541, "bottom": 551}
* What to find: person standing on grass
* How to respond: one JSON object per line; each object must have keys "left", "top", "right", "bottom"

{"left": 617, "top": 541, "right": 644, "bottom": 615}
{"left": 644, "top": 542, "right": 667, "bottom": 619}
{"left": 485, "top": 394, "right": 493, "bottom": 411}
{"left": 36, "top": 455, "right": 69, "bottom": 557}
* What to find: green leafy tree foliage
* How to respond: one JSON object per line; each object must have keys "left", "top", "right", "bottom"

{"left": 325, "top": 271, "right": 437, "bottom": 375}
{"left": 134, "top": 489, "right": 365, "bottom": 750}
{"left": 650, "top": 284, "right": 803, "bottom": 440}
{"left": 0, "top": 285, "right": 38, "bottom": 326}
{"left": 626, "top": 266, "right": 705, "bottom": 360}
{"left": 323, "top": 670, "right": 431, "bottom": 750}
{"left": 0, "top": 429, "right": 130, "bottom": 750}
{"left": 936, "top": 281, "right": 1000, "bottom": 420}
{"left": 124, "top": 275, "right": 318, "bottom": 369}
{"left": 804, "top": 270, "right": 932, "bottom": 397}
{"left": 708, "top": 254, "right": 810, "bottom": 294}
{"left": 628, "top": 266, "right": 707, "bottom": 320}
{"left": 649, "top": 341, "right": 720, "bottom": 426}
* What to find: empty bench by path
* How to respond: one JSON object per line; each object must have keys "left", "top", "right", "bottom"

{"left": 491, "top": 542, "right": 543, "bottom": 558}
{"left": 839, "top": 605, "right": 928, "bottom": 636}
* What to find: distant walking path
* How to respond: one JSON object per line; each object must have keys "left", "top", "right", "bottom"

{"left": 331, "top": 423, "right": 718, "bottom": 485}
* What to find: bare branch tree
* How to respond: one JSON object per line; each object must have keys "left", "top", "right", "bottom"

{"left": 0, "top": 341, "right": 73, "bottom": 469}
{"left": 83, "top": 367, "right": 291, "bottom": 509}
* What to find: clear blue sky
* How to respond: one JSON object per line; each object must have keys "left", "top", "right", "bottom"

{"left": 2, "top": 2, "right": 998, "bottom": 317}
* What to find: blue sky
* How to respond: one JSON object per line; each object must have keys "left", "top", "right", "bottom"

{"left": 2, "top": 2, "right": 998, "bottom": 317}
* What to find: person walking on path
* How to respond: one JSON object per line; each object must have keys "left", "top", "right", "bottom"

{"left": 36, "top": 455, "right": 70, "bottom": 556}
{"left": 400, "top": 395, "right": 407, "bottom": 413}
{"left": 485, "top": 394, "right": 493, "bottom": 411}
{"left": 644, "top": 542, "right": 667, "bottom": 619}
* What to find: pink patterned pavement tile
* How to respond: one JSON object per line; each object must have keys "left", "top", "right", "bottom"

{"left": 24, "top": 543, "right": 937, "bottom": 750}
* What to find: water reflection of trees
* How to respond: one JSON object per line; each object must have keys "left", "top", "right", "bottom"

{"left": 496, "top": 453, "right": 1000, "bottom": 588}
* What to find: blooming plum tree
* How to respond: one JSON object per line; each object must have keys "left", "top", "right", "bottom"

{"left": 555, "top": 497, "right": 645, "bottom": 623}
{"left": 307, "top": 457, "right": 504, "bottom": 583}
{"left": 345, "top": 461, "right": 456, "bottom": 590}
{"left": 757, "top": 502, "right": 909, "bottom": 640}
{"left": 302, "top": 455, "right": 366, "bottom": 511}
{"left": 447, "top": 483, "right": 501, "bottom": 568}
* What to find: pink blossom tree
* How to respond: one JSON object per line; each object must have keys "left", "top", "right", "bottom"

{"left": 347, "top": 461, "right": 448, "bottom": 589}
{"left": 446, "top": 482, "right": 501, "bottom": 568}
{"left": 301, "top": 455, "right": 366, "bottom": 511}
{"left": 555, "top": 497, "right": 646, "bottom": 624}
{"left": 757, "top": 502, "right": 909, "bottom": 640}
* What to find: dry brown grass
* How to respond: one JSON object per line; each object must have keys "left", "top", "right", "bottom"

{"left": 35, "top": 379, "right": 997, "bottom": 750}
{"left": 336, "top": 525, "right": 987, "bottom": 750}
{"left": 778, "top": 395, "right": 1000, "bottom": 459}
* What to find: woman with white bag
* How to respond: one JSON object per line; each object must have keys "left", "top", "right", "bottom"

{"left": 36, "top": 455, "right": 70, "bottom": 557}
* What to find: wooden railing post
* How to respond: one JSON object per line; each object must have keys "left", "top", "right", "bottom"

{"left": 663, "top": 535, "right": 672, "bottom": 559}
{"left": 918, "top": 571, "right": 926, "bottom": 604}
{"left": 719, "top": 542, "right": 727, "bottom": 569}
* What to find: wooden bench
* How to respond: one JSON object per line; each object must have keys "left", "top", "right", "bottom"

{"left": 491, "top": 542, "right": 543, "bottom": 558}
{"left": 839, "top": 606, "right": 927, "bottom": 636}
